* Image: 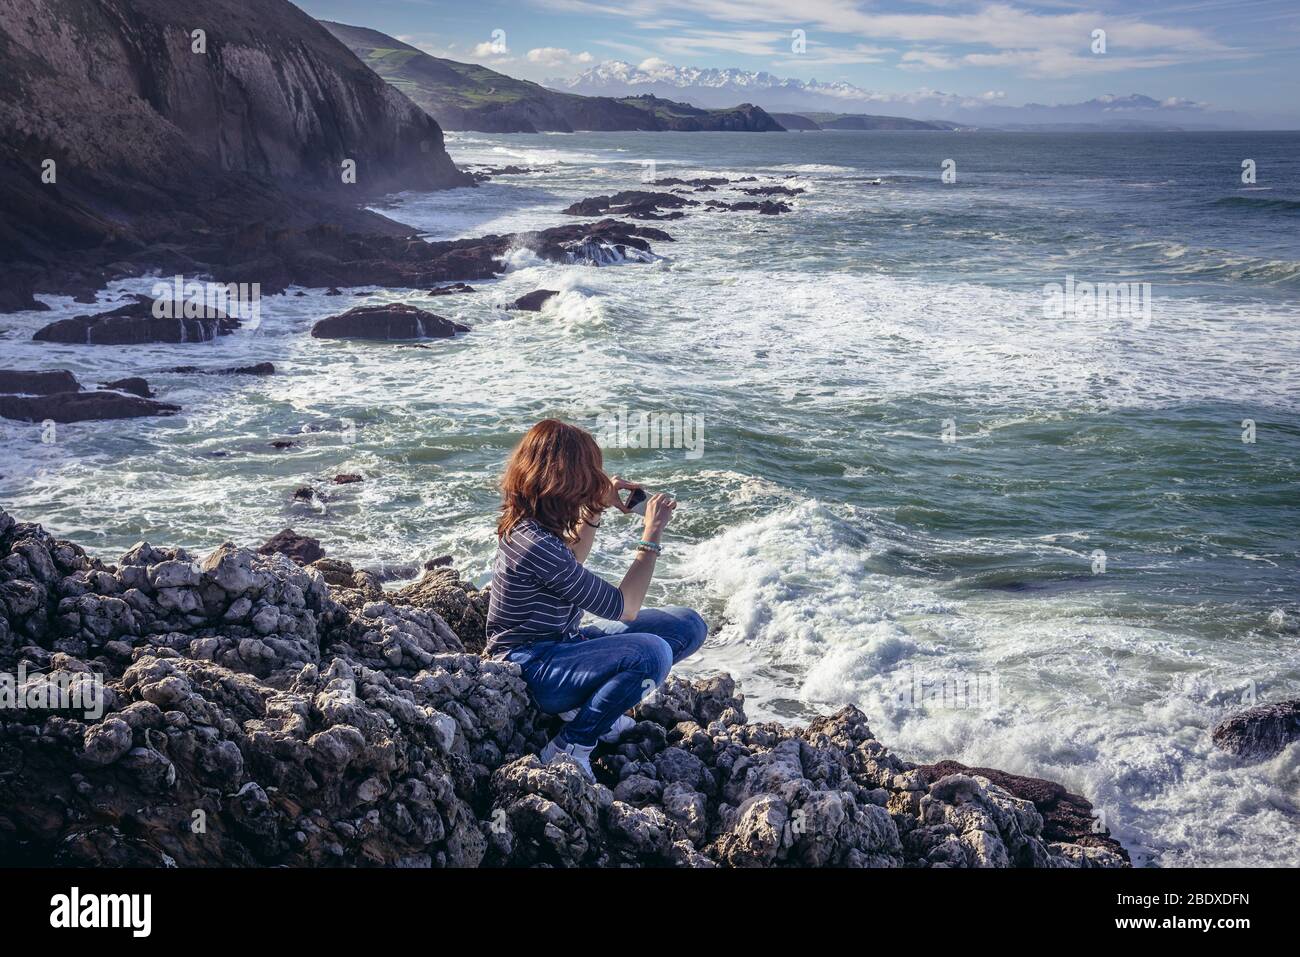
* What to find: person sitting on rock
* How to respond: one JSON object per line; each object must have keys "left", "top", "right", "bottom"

{"left": 485, "top": 419, "right": 707, "bottom": 779}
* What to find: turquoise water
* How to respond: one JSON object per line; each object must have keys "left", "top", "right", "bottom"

{"left": 2, "top": 130, "right": 1298, "bottom": 865}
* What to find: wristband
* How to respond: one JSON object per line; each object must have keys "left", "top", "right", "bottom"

{"left": 636, "top": 540, "right": 662, "bottom": 554}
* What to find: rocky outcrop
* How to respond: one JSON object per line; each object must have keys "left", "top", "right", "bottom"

{"left": 0, "top": 507, "right": 1126, "bottom": 868}
{"left": 0, "top": 390, "right": 179, "bottom": 423}
{"left": 167, "top": 363, "right": 276, "bottom": 376}
{"left": 215, "top": 219, "right": 670, "bottom": 295}
{"left": 101, "top": 377, "right": 153, "bottom": 398}
{"left": 563, "top": 191, "right": 696, "bottom": 220}
{"left": 918, "top": 760, "right": 1127, "bottom": 862}
{"left": 1211, "top": 698, "right": 1300, "bottom": 760}
{"left": 32, "top": 296, "right": 239, "bottom": 345}
{"left": 0, "top": 369, "right": 81, "bottom": 395}
{"left": 258, "top": 529, "right": 326, "bottom": 566}
{"left": 706, "top": 200, "right": 792, "bottom": 215}
{"left": 1, "top": 0, "right": 469, "bottom": 310}
{"left": 507, "top": 290, "right": 559, "bottom": 313}
{"left": 311, "top": 304, "right": 470, "bottom": 341}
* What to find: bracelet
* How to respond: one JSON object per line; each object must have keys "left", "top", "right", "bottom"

{"left": 636, "top": 540, "right": 662, "bottom": 554}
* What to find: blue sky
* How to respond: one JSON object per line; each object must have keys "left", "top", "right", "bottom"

{"left": 299, "top": 0, "right": 1300, "bottom": 122}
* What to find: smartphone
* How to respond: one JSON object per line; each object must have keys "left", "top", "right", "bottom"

{"left": 623, "top": 488, "right": 648, "bottom": 515}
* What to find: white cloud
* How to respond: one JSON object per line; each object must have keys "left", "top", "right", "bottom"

{"left": 526, "top": 47, "right": 595, "bottom": 67}
{"left": 900, "top": 50, "right": 959, "bottom": 71}
{"left": 531, "top": 0, "right": 1239, "bottom": 79}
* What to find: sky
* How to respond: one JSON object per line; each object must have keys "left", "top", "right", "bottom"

{"left": 297, "top": 0, "right": 1300, "bottom": 124}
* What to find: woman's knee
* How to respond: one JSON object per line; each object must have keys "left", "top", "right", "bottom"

{"left": 627, "top": 635, "right": 673, "bottom": 685}
{"left": 666, "top": 606, "right": 708, "bottom": 658}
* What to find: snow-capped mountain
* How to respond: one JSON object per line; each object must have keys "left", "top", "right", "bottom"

{"left": 560, "top": 60, "right": 886, "bottom": 112}
{"left": 558, "top": 60, "right": 1251, "bottom": 128}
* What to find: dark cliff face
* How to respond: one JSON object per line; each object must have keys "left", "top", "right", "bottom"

{"left": 0, "top": 0, "right": 469, "bottom": 304}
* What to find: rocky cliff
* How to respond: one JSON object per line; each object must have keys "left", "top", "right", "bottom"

{"left": 0, "top": 507, "right": 1127, "bottom": 868}
{"left": 0, "top": 0, "right": 469, "bottom": 309}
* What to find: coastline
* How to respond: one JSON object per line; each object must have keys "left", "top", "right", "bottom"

{"left": 0, "top": 507, "right": 1127, "bottom": 867}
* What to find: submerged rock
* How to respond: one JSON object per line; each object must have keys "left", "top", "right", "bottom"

{"left": 310, "top": 304, "right": 470, "bottom": 341}
{"left": 0, "top": 507, "right": 1126, "bottom": 869}
{"left": 1211, "top": 698, "right": 1300, "bottom": 760}
{"left": 168, "top": 362, "right": 276, "bottom": 376}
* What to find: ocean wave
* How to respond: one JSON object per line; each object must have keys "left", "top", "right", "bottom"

{"left": 1210, "top": 195, "right": 1300, "bottom": 213}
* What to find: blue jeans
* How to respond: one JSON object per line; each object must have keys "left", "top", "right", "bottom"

{"left": 504, "top": 606, "right": 708, "bottom": 747}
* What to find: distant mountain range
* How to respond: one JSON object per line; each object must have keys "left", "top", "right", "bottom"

{"left": 561, "top": 61, "right": 1267, "bottom": 130}
{"left": 771, "top": 113, "right": 959, "bottom": 132}
{"left": 320, "top": 22, "right": 782, "bottom": 133}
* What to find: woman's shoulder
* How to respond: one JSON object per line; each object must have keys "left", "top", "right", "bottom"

{"left": 502, "top": 519, "right": 567, "bottom": 554}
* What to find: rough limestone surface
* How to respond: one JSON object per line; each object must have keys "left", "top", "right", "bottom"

{"left": 0, "top": 508, "right": 1126, "bottom": 868}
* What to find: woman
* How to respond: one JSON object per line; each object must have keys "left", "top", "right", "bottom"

{"left": 486, "top": 419, "right": 707, "bottom": 779}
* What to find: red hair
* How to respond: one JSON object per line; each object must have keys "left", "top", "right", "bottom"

{"left": 497, "top": 420, "right": 607, "bottom": 543}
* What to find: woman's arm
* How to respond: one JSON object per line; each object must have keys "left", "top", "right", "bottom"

{"left": 571, "top": 508, "right": 600, "bottom": 564}
{"left": 573, "top": 475, "right": 640, "bottom": 565}
{"left": 617, "top": 493, "right": 675, "bottom": 622}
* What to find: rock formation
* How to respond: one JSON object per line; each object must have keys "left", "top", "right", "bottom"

{"left": 32, "top": 296, "right": 239, "bottom": 345}
{"left": 0, "top": 0, "right": 470, "bottom": 310}
{"left": 1211, "top": 698, "right": 1300, "bottom": 760}
{"left": 507, "top": 291, "right": 559, "bottom": 312}
{"left": 0, "top": 507, "right": 1127, "bottom": 868}
{"left": 311, "top": 304, "right": 470, "bottom": 341}
{"left": 0, "top": 368, "right": 179, "bottom": 422}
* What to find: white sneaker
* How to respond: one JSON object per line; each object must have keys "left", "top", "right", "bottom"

{"left": 539, "top": 737, "right": 596, "bottom": 780}
{"left": 598, "top": 714, "right": 637, "bottom": 743}
{"left": 556, "top": 710, "right": 636, "bottom": 744}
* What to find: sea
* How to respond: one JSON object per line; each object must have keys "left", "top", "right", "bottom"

{"left": 2, "top": 129, "right": 1298, "bottom": 867}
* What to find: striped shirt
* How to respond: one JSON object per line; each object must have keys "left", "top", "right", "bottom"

{"left": 485, "top": 519, "right": 625, "bottom": 656}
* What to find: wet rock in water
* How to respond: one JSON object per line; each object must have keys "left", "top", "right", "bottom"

{"left": 332, "top": 473, "right": 363, "bottom": 485}
{"left": 424, "top": 555, "right": 453, "bottom": 569}
{"left": 706, "top": 199, "right": 791, "bottom": 215}
{"left": 507, "top": 290, "right": 559, "bottom": 312}
{"left": 310, "top": 304, "right": 470, "bottom": 341}
{"left": 258, "top": 528, "right": 325, "bottom": 564}
{"left": 100, "top": 377, "right": 153, "bottom": 398}
{"left": 0, "top": 390, "right": 180, "bottom": 423}
{"left": 563, "top": 191, "right": 696, "bottom": 221}
{"left": 32, "top": 295, "right": 239, "bottom": 345}
{"left": 741, "top": 185, "right": 804, "bottom": 197}
{"left": 651, "top": 176, "right": 733, "bottom": 188}
{"left": 1211, "top": 698, "right": 1300, "bottom": 760}
{"left": 292, "top": 486, "right": 315, "bottom": 502}
{"left": 168, "top": 362, "right": 275, "bottom": 376}
{"left": 0, "top": 369, "right": 81, "bottom": 395}
{"left": 270, "top": 440, "right": 296, "bottom": 450}
{"left": 0, "top": 506, "right": 1127, "bottom": 869}
{"left": 427, "top": 283, "right": 476, "bottom": 296}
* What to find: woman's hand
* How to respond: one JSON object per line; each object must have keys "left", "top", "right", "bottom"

{"left": 605, "top": 475, "right": 642, "bottom": 513}
{"left": 641, "top": 493, "right": 676, "bottom": 541}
